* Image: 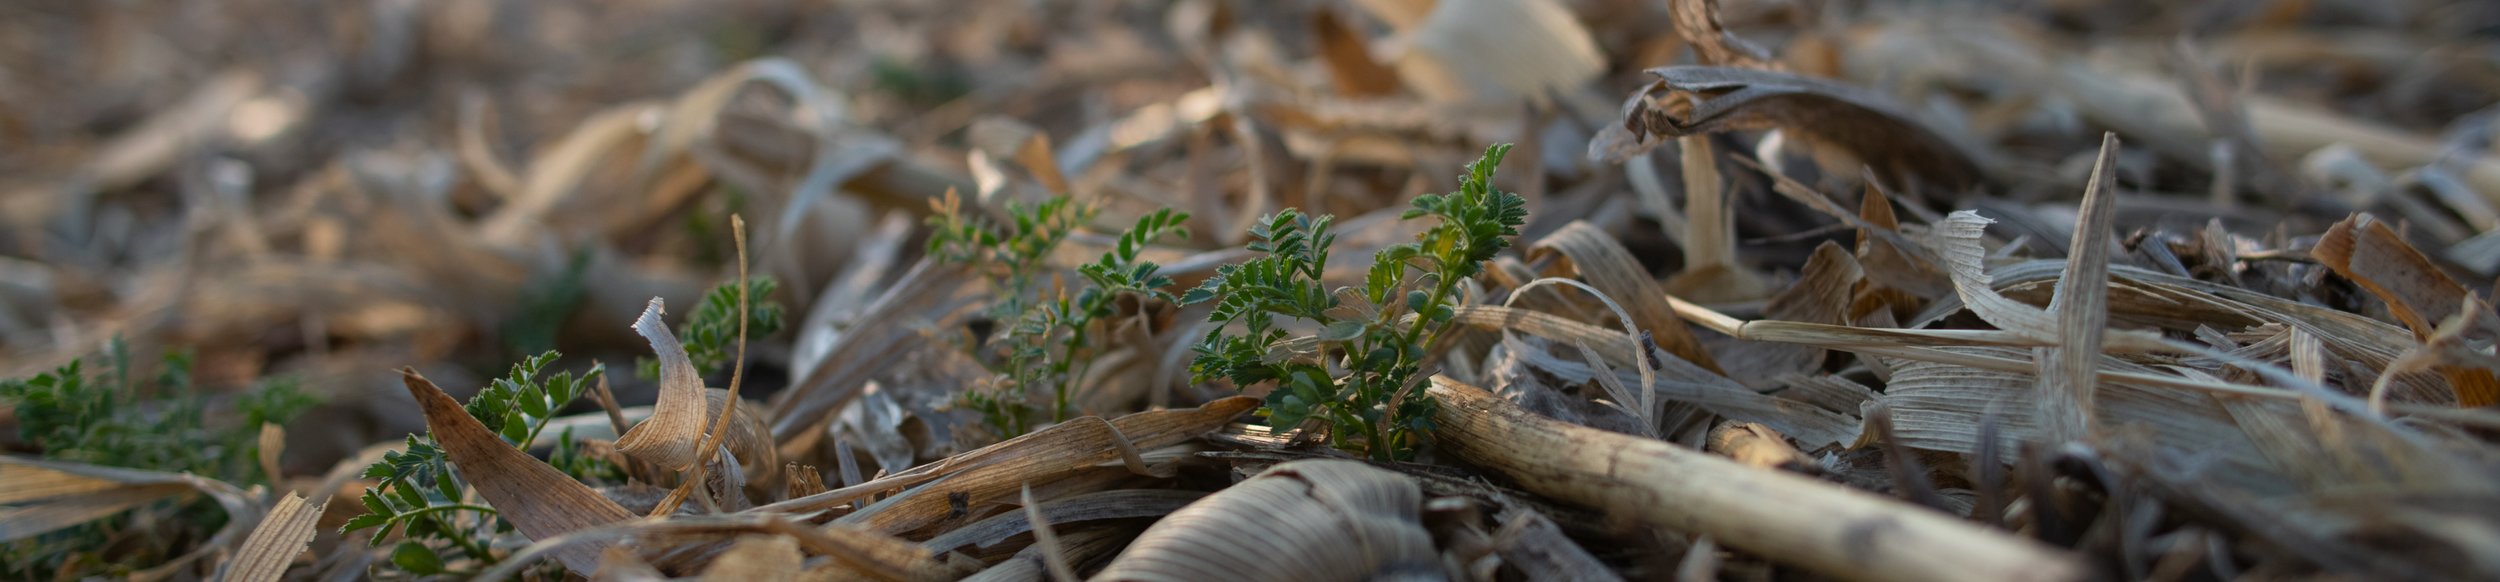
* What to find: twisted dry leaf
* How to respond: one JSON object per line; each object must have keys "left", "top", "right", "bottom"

{"left": 2315, "top": 213, "right": 2500, "bottom": 407}
{"left": 1590, "top": 66, "right": 1985, "bottom": 192}
{"left": 616, "top": 297, "right": 711, "bottom": 472}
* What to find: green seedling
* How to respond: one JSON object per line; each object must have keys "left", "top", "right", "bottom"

{"left": 1185, "top": 143, "right": 1526, "bottom": 461}
{"left": 928, "top": 192, "right": 1190, "bottom": 436}
{"left": 0, "top": 340, "right": 315, "bottom": 578}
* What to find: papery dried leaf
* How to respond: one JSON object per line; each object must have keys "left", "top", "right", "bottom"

{"left": 616, "top": 297, "right": 712, "bottom": 472}
{"left": 0, "top": 456, "right": 259, "bottom": 580}
{"left": 402, "top": 368, "right": 633, "bottom": 574}
{"left": 962, "top": 527, "right": 1142, "bottom": 582}
{"left": 1590, "top": 67, "right": 1985, "bottom": 192}
{"left": 1937, "top": 211, "right": 2062, "bottom": 342}
{"left": 1855, "top": 185, "right": 1953, "bottom": 299}
{"left": 477, "top": 103, "right": 659, "bottom": 246}
{"left": 2315, "top": 213, "right": 2500, "bottom": 407}
{"left": 1531, "top": 221, "right": 1722, "bottom": 373}
{"left": 698, "top": 388, "right": 783, "bottom": 488}
{"left": 217, "top": 493, "right": 324, "bottom": 582}
{"left": 1874, "top": 356, "right": 2287, "bottom": 494}
{"left": 1093, "top": 460, "right": 1437, "bottom": 582}
{"left": 1739, "top": 241, "right": 1864, "bottom": 380}
{"left": 785, "top": 521, "right": 982, "bottom": 581}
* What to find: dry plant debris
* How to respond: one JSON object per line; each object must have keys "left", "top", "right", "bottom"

{"left": 7, "top": 0, "right": 2500, "bottom": 580}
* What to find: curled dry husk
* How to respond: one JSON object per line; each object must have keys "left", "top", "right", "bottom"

{"left": 613, "top": 297, "right": 781, "bottom": 488}
{"left": 1093, "top": 459, "right": 1439, "bottom": 582}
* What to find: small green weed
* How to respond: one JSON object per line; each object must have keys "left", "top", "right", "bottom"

{"left": 1185, "top": 143, "right": 1526, "bottom": 461}
{"left": 928, "top": 192, "right": 1190, "bottom": 436}
{"left": 342, "top": 351, "right": 612, "bottom": 577}
{"left": 0, "top": 340, "right": 317, "bottom": 578}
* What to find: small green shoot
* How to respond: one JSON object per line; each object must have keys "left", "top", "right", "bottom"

{"left": 1185, "top": 143, "right": 1526, "bottom": 461}
{"left": 927, "top": 191, "right": 1190, "bottom": 436}
{"left": 0, "top": 340, "right": 316, "bottom": 578}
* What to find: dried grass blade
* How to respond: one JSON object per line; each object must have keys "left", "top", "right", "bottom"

{"left": 831, "top": 398, "right": 1256, "bottom": 535}
{"left": 2036, "top": 133, "right": 2123, "bottom": 444}
{"left": 0, "top": 456, "right": 258, "bottom": 579}
{"left": 924, "top": 490, "right": 1202, "bottom": 555}
{"left": 401, "top": 368, "right": 634, "bottom": 574}
{"left": 0, "top": 477, "right": 189, "bottom": 542}
{"left": 217, "top": 492, "right": 324, "bottom": 582}
{"left": 1017, "top": 485, "right": 1079, "bottom": 582}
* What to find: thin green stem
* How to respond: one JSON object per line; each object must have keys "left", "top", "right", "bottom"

{"left": 407, "top": 504, "right": 498, "bottom": 561}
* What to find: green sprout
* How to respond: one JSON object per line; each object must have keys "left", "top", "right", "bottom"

{"left": 927, "top": 192, "right": 1190, "bottom": 436}
{"left": 1184, "top": 143, "right": 1526, "bottom": 461}
{"left": 0, "top": 340, "right": 316, "bottom": 578}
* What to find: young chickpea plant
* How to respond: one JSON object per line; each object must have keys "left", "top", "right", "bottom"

{"left": 342, "top": 351, "right": 614, "bottom": 576}
{"left": 927, "top": 192, "right": 1190, "bottom": 436}
{"left": 1185, "top": 143, "right": 1526, "bottom": 461}
{"left": 0, "top": 341, "right": 316, "bottom": 579}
